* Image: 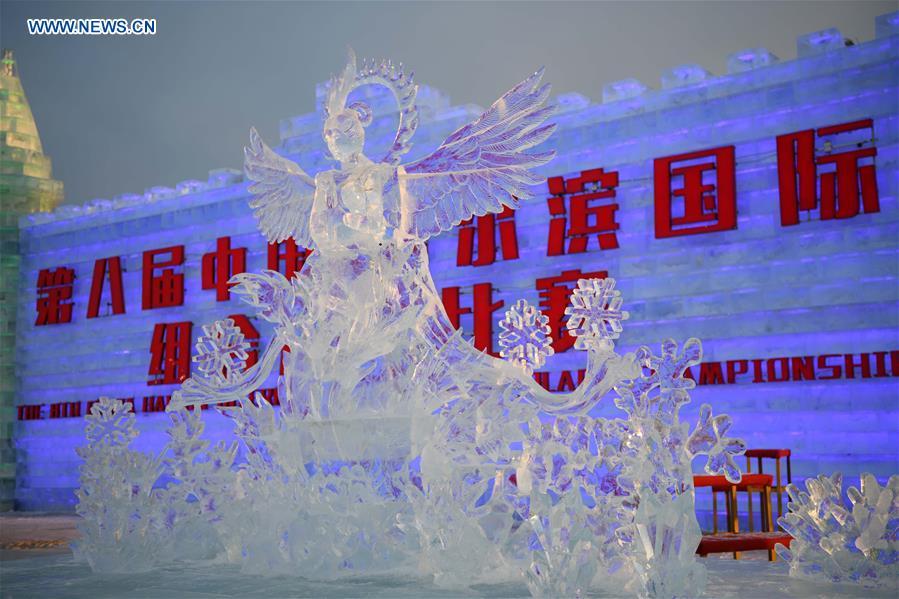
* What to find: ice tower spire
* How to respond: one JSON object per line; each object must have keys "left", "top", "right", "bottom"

{"left": 2, "top": 49, "right": 16, "bottom": 77}
{"left": 0, "top": 48, "right": 64, "bottom": 510}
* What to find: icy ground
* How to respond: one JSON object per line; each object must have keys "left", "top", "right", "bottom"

{"left": 2, "top": 550, "right": 897, "bottom": 598}
{"left": 2, "top": 513, "right": 897, "bottom": 597}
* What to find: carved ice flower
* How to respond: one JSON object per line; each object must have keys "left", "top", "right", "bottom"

{"left": 194, "top": 318, "right": 251, "bottom": 385}
{"left": 564, "top": 278, "right": 628, "bottom": 351}
{"left": 498, "top": 299, "right": 554, "bottom": 373}
{"left": 687, "top": 403, "right": 746, "bottom": 483}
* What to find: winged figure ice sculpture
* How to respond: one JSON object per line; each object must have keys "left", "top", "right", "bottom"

{"left": 244, "top": 48, "right": 555, "bottom": 253}
{"left": 81, "top": 52, "right": 748, "bottom": 596}
{"left": 168, "top": 49, "right": 572, "bottom": 414}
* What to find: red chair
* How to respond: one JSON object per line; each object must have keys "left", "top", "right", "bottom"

{"left": 697, "top": 531, "right": 792, "bottom": 561}
{"left": 745, "top": 449, "right": 791, "bottom": 528}
{"left": 693, "top": 473, "right": 775, "bottom": 559}
{"left": 694, "top": 473, "right": 774, "bottom": 534}
{"left": 693, "top": 475, "right": 736, "bottom": 534}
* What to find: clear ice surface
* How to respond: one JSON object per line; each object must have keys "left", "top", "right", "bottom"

{"left": 8, "top": 550, "right": 899, "bottom": 599}
{"left": 72, "top": 50, "right": 748, "bottom": 597}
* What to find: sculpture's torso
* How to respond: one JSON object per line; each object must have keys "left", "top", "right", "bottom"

{"left": 309, "top": 162, "right": 395, "bottom": 255}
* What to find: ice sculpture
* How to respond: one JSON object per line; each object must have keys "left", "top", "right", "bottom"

{"left": 74, "top": 51, "right": 745, "bottom": 597}
{"left": 776, "top": 472, "right": 899, "bottom": 589}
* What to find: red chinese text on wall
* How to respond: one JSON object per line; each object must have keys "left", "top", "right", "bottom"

{"left": 35, "top": 267, "right": 75, "bottom": 325}
{"left": 87, "top": 256, "right": 125, "bottom": 318}
{"left": 268, "top": 239, "right": 311, "bottom": 278}
{"left": 148, "top": 321, "right": 193, "bottom": 385}
{"left": 143, "top": 245, "right": 185, "bottom": 309}
{"left": 654, "top": 145, "right": 736, "bottom": 238}
{"left": 547, "top": 168, "right": 620, "bottom": 255}
{"left": 201, "top": 236, "right": 247, "bottom": 301}
{"left": 536, "top": 268, "right": 608, "bottom": 353}
{"left": 441, "top": 282, "right": 504, "bottom": 355}
{"left": 456, "top": 206, "right": 519, "bottom": 267}
{"left": 777, "top": 119, "right": 879, "bottom": 226}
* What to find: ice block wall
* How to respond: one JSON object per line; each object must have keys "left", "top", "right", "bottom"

{"left": 428, "top": 18, "right": 899, "bottom": 500}
{"left": 13, "top": 14, "right": 899, "bottom": 510}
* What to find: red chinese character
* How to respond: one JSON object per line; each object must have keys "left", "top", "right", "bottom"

{"left": 536, "top": 269, "right": 607, "bottom": 353}
{"left": 457, "top": 206, "right": 520, "bottom": 266}
{"left": 202, "top": 236, "right": 247, "bottom": 301}
{"left": 35, "top": 267, "right": 75, "bottom": 326}
{"left": 547, "top": 168, "right": 620, "bottom": 255}
{"left": 87, "top": 257, "right": 125, "bottom": 318}
{"left": 267, "top": 239, "right": 311, "bottom": 278}
{"left": 654, "top": 146, "right": 736, "bottom": 238}
{"left": 148, "top": 322, "right": 192, "bottom": 385}
{"left": 142, "top": 246, "right": 184, "bottom": 309}
{"left": 441, "top": 283, "right": 504, "bottom": 355}
{"left": 228, "top": 314, "right": 259, "bottom": 369}
{"left": 777, "top": 119, "right": 879, "bottom": 226}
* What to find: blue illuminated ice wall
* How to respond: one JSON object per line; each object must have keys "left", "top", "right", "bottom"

{"left": 14, "top": 15, "right": 899, "bottom": 511}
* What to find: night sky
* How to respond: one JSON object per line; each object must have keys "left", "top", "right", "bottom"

{"left": 1, "top": 1, "right": 893, "bottom": 206}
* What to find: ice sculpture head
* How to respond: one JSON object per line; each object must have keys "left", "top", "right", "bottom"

{"left": 323, "top": 47, "right": 419, "bottom": 165}
{"left": 324, "top": 108, "right": 367, "bottom": 163}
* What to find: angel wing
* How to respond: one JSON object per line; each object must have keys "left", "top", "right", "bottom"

{"left": 244, "top": 127, "right": 316, "bottom": 246}
{"left": 397, "top": 68, "right": 555, "bottom": 241}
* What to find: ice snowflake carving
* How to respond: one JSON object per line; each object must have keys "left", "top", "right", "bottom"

{"left": 564, "top": 277, "right": 628, "bottom": 350}
{"left": 687, "top": 404, "right": 746, "bottom": 483}
{"left": 73, "top": 398, "right": 164, "bottom": 573}
{"left": 194, "top": 318, "right": 251, "bottom": 385}
{"left": 498, "top": 299, "right": 554, "bottom": 372}
{"left": 75, "top": 51, "right": 747, "bottom": 599}
{"left": 82, "top": 396, "right": 140, "bottom": 448}
{"left": 497, "top": 299, "right": 735, "bottom": 596}
{"left": 776, "top": 472, "right": 899, "bottom": 588}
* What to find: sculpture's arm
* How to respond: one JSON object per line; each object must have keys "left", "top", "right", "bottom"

{"left": 454, "top": 340, "right": 639, "bottom": 415}
{"left": 506, "top": 349, "right": 641, "bottom": 415}
{"left": 167, "top": 333, "right": 289, "bottom": 412}
{"left": 427, "top": 310, "right": 640, "bottom": 416}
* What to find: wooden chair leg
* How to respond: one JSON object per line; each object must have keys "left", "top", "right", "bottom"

{"left": 775, "top": 458, "right": 783, "bottom": 525}
{"left": 747, "top": 489, "right": 754, "bottom": 532}
{"left": 729, "top": 486, "right": 740, "bottom": 560}
{"left": 765, "top": 486, "right": 774, "bottom": 533}
{"left": 712, "top": 491, "right": 718, "bottom": 534}
{"left": 730, "top": 487, "right": 739, "bottom": 533}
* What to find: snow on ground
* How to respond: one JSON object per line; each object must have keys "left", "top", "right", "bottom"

{"left": 1, "top": 513, "right": 895, "bottom": 598}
